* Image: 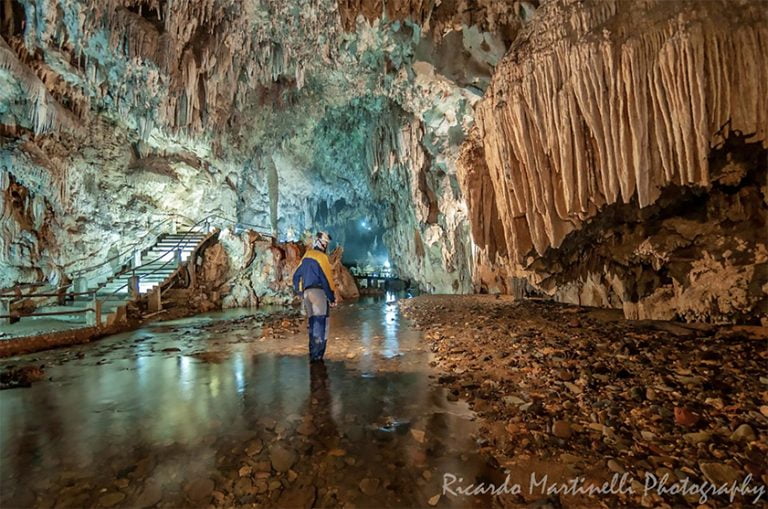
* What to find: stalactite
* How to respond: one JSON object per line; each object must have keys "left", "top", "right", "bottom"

{"left": 0, "top": 36, "right": 78, "bottom": 134}
{"left": 474, "top": 0, "right": 768, "bottom": 263}
{"left": 460, "top": 0, "right": 767, "bottom": 321}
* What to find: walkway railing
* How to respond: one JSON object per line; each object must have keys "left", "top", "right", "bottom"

{"left": 0, "top": 213, "right": 272, "bottom": 325}
{"left": 349, "top": 266, "right": 398, "bottom": 279}
{"left": 0, "top": 214, "right": 183, "bottom": 301}
{"left": 104, "top": 214, "right": 220, "bottom": 296}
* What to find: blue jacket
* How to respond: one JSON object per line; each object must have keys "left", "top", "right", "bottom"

{"left": 292, "top": 249, "right": 336, "bottom": 303}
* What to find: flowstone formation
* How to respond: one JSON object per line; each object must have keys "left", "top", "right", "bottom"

{"left": 459, "top": 0, "right": 768, "bottom": 323}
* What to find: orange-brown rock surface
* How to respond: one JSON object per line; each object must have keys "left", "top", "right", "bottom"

{"left": 459, "top": 0, "right": 768, "bottom": 323}
{"left": 196, "top": 229, "right": 359, "bottom": 309}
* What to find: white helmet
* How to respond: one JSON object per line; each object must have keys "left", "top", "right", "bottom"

{"left": 313, "top": 231, "right": 332, "bottom": 251}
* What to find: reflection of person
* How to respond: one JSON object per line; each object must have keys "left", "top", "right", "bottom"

{"left": 310, "top": 361, "right": 330, "bottom": 397}
{"left": 309, "top": 361, "right": 340, "bottom": 444}
{"left": 292, "top": 232, "right": 336, "bottom": 362}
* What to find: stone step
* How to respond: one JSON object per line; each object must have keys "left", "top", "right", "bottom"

{"left": 134, "top": 263, "right": 178, "bottom": 270}
{"left": 141, "top": 251, "right": 193, "bottom": 263}
{"left": 105, "top": 275, "right": 166, "bottom": 283}
{"left": 97, "top": 287, "right": 130, "bottom": 295}
{"left": 159, "top": 232, "right": 206, "bottom": 237}
{"left": 95, "top": 290, "right": 130, "bottom": 297}
{"left": 99, "top": 281, "right": 165, "bottom": 294}
{"left": 116, "top": 268, "right": 177, "bottom": 276}
{"left": 72, "top": 296, "right": 127, "bottom": 305}
{"left": 150, "top": 244, "right": 198, "bottom": 250}
{"left": 117, "top": 266, "right": 178, "bottom": 276}
{"left": 161, "top": 234, "right": 206, "bottom": 240}
{"left": 29, "top": 305, "right": 90, "bottom": 323}
{"left": 148, "top": 241, "right": 198, "bottom": 248}
{"left": 143, "top": 246, "right": 195, "bottom": 253}
{"left": 155, "top": 237, "right": 202, "bottom": 243}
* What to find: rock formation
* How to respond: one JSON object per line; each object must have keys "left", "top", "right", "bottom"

{"left": 1, "top": 0, "right": 523, "bottom": 296}
{"left": 195, "top": 229, "right": 358, "bottom": 310}
{"left": 460, "top": 0, "right": 768, "bottom": 323}
{"left": 1, "top": 0, "right": 765, "bottom": 323}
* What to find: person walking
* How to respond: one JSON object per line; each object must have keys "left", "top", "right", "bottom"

{"left": 292, "top": 232, "right": 336, "bottom": 362}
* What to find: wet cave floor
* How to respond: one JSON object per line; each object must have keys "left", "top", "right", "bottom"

{"left": 0, "top": 297, "right": 492, "bottom": 509}
{"left": 1, "top": 295, "right": 767, "bottom": 508}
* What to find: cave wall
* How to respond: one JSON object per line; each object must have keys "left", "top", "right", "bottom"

{"left": 1, "top": 0, "right": 524, "bottom": 295}
{"left": 0, "top": 123, "right": 238, "bottom": 288}
{"left": 4, "top": 0, "right": 762, "bottom": 323}
{"left": 459, "top": 0, "right": 768, "bottom": 323}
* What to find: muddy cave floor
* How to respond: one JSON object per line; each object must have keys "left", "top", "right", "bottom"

{"left": 0, "top": 296, "right": 766, "bottom": 508}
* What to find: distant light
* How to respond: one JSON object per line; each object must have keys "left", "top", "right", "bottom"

{"left": 383, "top": 259, "right": 391, "bottom": 268}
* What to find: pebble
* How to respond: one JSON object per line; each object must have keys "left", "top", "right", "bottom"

{"left": 674, "top": 407, "right": 700, "bottom": 427}
{"left": 98, "top": 492, "right": 125, "bottom": 507}
{"left": 729, "top": 424, "right": 756, "bottom": 442}
{"left": 410, "top": 429, "right": 426, "bottom": 443}
{"left": 359, "top": 478, "right": 380, "bottom": 495}
{"left": 699, "top": 462, "right": 741, "bottom": 485}
{"left": 234, "top": 477, "right": 255, "bottom": 497}
{"left": 246, "top": 439, "right": 263, "bottom": 456}
{"left": 297, "top": 421, "right": 316, "bottom": 435}
{"left": 185, "top": 478, "right": 214, "bottom": 501}
{"left": 683, "top": 432, "right": 712, "bottom": 445}
{"left": 503, "top": 395, "right": 526, "bottom": 406}
{"left": 270, "top": 444, "right": 297, "bottom": 472}
{"left": 135, "top": 481, "right": 162, "bottom": 508}
{"left": 552, "top": 420, "right": 572, "bottom": 439}
{"left": 607, "top": 459, "right": 625, "bottom": 473}
{"left": 564, "top": 382, "right": 583, "bottom": 395}
{"left": 559, "top": 453, "right": 582, "bottom": 464}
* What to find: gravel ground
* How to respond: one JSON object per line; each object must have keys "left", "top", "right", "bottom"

{"left": 400, "top": 295, "right": 768, "bottom": 508}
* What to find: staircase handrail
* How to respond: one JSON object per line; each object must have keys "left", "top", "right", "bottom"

{"left": 207, "top": 214, "right": 272, "bottom": 236}
{"left": 103, "top": 214, "right": 273, "bottom": 296}
{"left": 2, "top": 213, "right": 272, "bottom": 300}
{"left": 0, "top": 213, "right": 185, "bottom": 300}
{"left": 104, "top": 214, "right": 221, "bottom": 295}
{"left": 0, "top": 282, "right": 46, "bottom": 297}
{"left": 70, "top": 214, "right": 185, "bottom": 278}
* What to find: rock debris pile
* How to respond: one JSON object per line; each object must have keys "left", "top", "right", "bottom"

{"left": 401, "top": 295, "right": 768, "bottom": 507}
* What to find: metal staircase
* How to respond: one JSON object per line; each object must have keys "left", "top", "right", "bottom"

{"left": 59, "top": 229, "right": 208, "bottom": 323}
{"left": 0, "top": 213, "right": 271, "bottom": 338}
{"left": 0, "top": 220, "right": 212, "bottom": 335}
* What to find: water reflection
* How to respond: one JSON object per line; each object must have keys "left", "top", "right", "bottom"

{"left": 0, "top": 298, "right": 490, "bottom": 508}
{"left": 382, "top": 300, "right": 400, "bottom": 358}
